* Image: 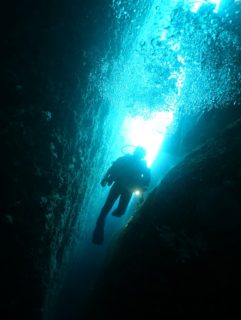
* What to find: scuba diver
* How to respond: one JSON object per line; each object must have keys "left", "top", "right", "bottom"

{"left": 92, "top": 146, "right": 151, "bottom": 245}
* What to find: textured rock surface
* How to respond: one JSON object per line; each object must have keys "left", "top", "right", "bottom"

{"left": 85, "top": 117, "right": 241, "bottom": 318}
{"left": 0, "top": 1, "right": 114, "bottom": 319}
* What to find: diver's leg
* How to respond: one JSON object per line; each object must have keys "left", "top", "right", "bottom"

{"left": 92, "top": 183, "right": 120, "bottom": 244}
{"left": 98, "top": 183, "right": 120, "bottom": 220}
{"left": 112, "top": 189, "right": 132, "bottom": 217}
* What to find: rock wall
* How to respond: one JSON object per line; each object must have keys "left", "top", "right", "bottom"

{"left": 85, "top": 114, "right": 241, "bottom": 318}
{"left": 0, "top": 1, "right": 114, "bottom": 319}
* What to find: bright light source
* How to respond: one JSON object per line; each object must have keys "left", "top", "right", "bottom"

{"left": 122, "top": 111, "right": 173, "bottom": 167}
{"left": 134, "top": 190, "right": 141, "bottom": 196}
{"left": 189, "top": 0, "right": 221, "bottom": 13}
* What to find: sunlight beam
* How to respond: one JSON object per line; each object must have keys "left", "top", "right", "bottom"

{"left": 122, "top": 111, "right": 174, "bottom": 167}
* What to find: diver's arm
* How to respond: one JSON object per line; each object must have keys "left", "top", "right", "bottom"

{"left": 100, "top": 169, "right": 111, "bottom": 187}
{"left": 100, "top": 175, "right": 108, "bottom": 187}
{"left": 100, "top": 165, "right": 114, "bottom": 187}
{"left": 100, "top": 156, "right": 125, "bottom": 187}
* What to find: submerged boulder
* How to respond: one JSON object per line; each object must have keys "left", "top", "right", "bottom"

{"left": 85, "top": 117, "right": 241, "bottom": 318}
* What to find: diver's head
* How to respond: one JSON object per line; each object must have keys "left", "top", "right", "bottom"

{"left": 133, "top": 146, "right": 146, "bottom": 159}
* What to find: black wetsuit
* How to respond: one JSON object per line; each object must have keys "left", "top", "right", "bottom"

{"left": 92, "top": 154, "right": 150, "bottom": 244}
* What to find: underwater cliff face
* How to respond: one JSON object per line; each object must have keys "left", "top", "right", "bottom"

{"left": 1, "top": 1, "right": 114, "bottom": 318}
{"left": 86, "top": 116, "right": 241, "bottom": 318}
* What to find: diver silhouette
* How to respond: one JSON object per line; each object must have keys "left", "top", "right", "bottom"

{"left": 92, "top": 146, "right": 151, "bottom": 245}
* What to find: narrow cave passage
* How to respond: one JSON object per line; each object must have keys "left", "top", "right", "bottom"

{"left": 46, "top": 0, "right": 241, "bottom": 319}
{"left": 2, "top": 0, "right": 241, "bottom": 319}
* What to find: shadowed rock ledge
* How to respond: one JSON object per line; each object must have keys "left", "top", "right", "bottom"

{"left": 85, "top": 117, "right": 241, "bottom": 318}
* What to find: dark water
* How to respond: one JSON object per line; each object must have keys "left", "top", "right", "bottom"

{"left": 51, "top": 199, "right": 138, "bottom": 319}
{"left": 52, "top": 243, "right": 105, "bottom": 319}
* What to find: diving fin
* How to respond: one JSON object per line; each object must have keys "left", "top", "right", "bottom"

{"left": 92, "top": 224, "right": 104, "bottom": 245}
